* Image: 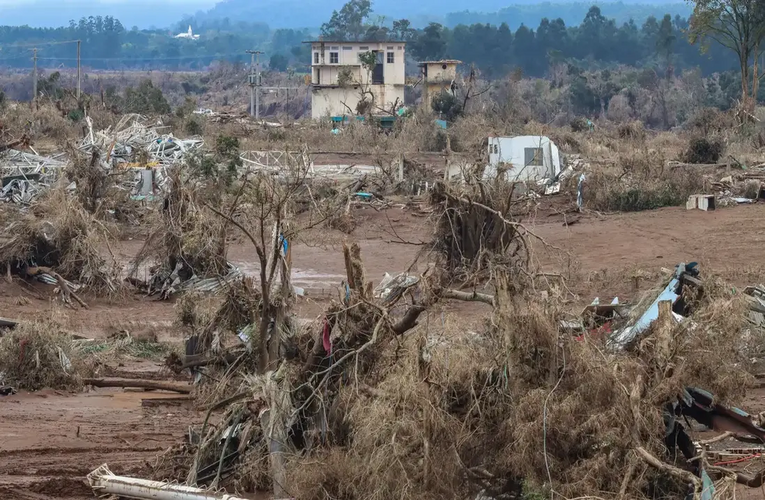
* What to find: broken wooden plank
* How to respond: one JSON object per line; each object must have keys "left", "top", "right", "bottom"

{"left": 141, "top": 395, "right": 194, "bottom": 408}
{"left": 83, "top": 378, "right": 191, "bottom": 394}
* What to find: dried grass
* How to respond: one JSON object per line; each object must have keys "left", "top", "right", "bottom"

{"left": 0, "top": 186, "right": 122, "bottom": 294}
{"left": 283, "top": 270, "right": 754, "bottom": 500}
{"left": 585, "top": 151, "right": 705, "bottom": 212}
{"left": 0, "top": 316, "right": 93, "bottom": 390}
{"left": 130, "top": 166, "right": 229, "bottom": 282}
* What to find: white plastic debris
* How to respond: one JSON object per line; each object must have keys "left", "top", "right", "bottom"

{"left": 87, "top": 463, "right": 248, "bottom": 500}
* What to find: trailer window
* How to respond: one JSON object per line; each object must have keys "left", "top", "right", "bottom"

{"left": 524, "top": 147, "right": 543, "bottom": 167}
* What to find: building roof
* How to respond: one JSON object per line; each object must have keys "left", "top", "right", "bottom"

{"left": 303, "top": 40, "right": 407, "bottom": 44}
{"left": 419, "top": 60, "right": 462, "bottom": 65}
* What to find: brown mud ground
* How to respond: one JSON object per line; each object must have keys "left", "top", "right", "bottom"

{"left": 4, "top": 201, "right": 765, "bottom": 498}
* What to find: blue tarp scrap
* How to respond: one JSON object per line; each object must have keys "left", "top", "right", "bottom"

{"left": 278, "top": 234, "right": 288, "bottom": 257}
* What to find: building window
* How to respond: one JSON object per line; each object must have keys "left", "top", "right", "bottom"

{"left": 313, "top": 52, "right": 319, "bottom": 64}
{"left": 330, "top": 52, "right": 339, "bottom": 64}
{"left": 330, "top": 46, "right": 339, "bottom": 50}
{"left": 342, "top": 46, "right": 352, "bottom": 50}
{"left": 387, "top": 52, "right": 394, "bottom": 63}
{"left": 524, "top": 147, "right": 544, "bottom": 167}
{"left": 387, "top": 46, "right": 394, "bottom": 49}
{"left": 359, "top": 46, "right": 369, "bottom": 50}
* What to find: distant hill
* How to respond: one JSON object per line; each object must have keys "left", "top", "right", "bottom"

{"left": 0, "top": 0, "right": 692, "bottom": 30}
{"left": 193, "top": 0, "right": 692, "bottom": 30}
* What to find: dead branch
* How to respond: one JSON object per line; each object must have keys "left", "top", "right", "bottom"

{"left": 0, "top": 135, "right": 30, "bottom": 153}
{"left": 441, "top": 289, "right": 495, "bottom": 306}
{"left": 708, "top": 465, "right": 765, "bottom": 487}
{"left": 635, "top": 446, "right": 701, "bottom": 488}
{"left": 83, "top": 378, "right": 191, "bottom": 394}
{"left": 30, "top": 266, "right": 89, "bottom": 309}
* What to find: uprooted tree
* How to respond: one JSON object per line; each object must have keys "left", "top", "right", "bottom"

{"left": 154, "top": 175, "right": 765, "bottom": 500}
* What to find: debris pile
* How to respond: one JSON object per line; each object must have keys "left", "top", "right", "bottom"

{"left": 0, "top": 316, "right": 92, "bottom": 391}
{"left": 0, "top": 187, "right": 121, "bottom": 296}
{"left": 0, "top": 149, "right": 67, "bottom": 204}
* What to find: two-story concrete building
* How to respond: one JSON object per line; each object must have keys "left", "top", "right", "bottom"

{"left": 306, "top": 40, "right": 406, "bottom": 119}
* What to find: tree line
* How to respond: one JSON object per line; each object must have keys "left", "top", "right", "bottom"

{"left": 0, "top": 4, "right": 738, "bottom": 81}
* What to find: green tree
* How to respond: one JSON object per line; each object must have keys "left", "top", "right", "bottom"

{"left": 656, "top": 14, "right": 676, "bottom": 71}
{"left": 269, "top": 53, "right": 288, "bottom": 71}
{"left": 321, "top": 0, "right": 372, "bottom": 41}
{"left": 431, "top": 90, "right": 463, "bottom": 121}
{"left": 122, "top": 80, "right": 170, "bottom": 114}
{"left": 391, "top": 19, "right": 416, "bottom": 41}
{"left": 412, "top": 23, "right": 447, "bottom": 60}
{"left": 688, "top": 0, "right": 765, "bottom": 108}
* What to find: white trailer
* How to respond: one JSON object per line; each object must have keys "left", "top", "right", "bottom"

{"left": 484, "top": 135, "right": 561, "bottom": 182}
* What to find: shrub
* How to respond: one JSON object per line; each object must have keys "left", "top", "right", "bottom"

{"left": 431, "top": 90, "right": 463, "bottom": 122}
{"left": 122, "top": 80, "right": 171, "bottom": 115}
{"left": 681, "top": 137, "right": 723, "bottom": 164}
{"left": 185, "top": 118, "right": 203, "bottom": 136}
{"left": 570, "top": 117, "right": 590, "bottom": 132}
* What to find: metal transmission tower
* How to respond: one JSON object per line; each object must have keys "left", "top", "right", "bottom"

{"left": 245, "top": 49, "right": 302, "bottom": 120}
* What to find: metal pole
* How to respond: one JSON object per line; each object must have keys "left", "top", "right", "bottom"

{"left": 245, "top": 50, "right": 263, "bottom": 119}
{"left": 76, "top": 40, "right": 81, "bottom": 100}
{"left": 247, "top": 50, "right": 255, "bottom": 117}
{"left": 32, "top": 48, "right": 37, "bottom": 103}
{"left": 255, "top": 51, "right": 261, "bottom": 120}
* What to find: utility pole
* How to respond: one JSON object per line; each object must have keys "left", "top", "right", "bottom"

{"left": 76, "top": 40, "right": 81, "bottom": 100}
{"left": 246, "top": 50, "right": 263, "bottom": 119}
{"left": 32, "top": 48, "right": 37, "bottom": 104}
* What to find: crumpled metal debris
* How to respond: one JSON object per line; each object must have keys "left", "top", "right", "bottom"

{"left": 374, "top": 272, "right": 420, "bottom": 306}
{"left": 79, "top": 114, "right": 204, "bottom": 197}
{"left": 0, "top": 149, "right": 67, "bottom": 204}
{"left": 608, "top": 262, "right": 698, "bottom": 350}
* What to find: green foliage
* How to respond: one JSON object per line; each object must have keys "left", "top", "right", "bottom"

{"left": 431, "top": 90, "right": 463, "bottom": 122}
{"left": 37, "top": 72, "right": 64, "bottom": 100}
{"left": 682, "top": 137, "right": 724, "bottom": 164}
{"left": 67, "top": 109, "right": 84, "bottom": 122}
{"left": 0, "top": 0, "right": 741, "bottom": 83}
{"left": 175, "top": 96, "right": 197, "bottom": 118}
{"left": 358, "top": 51, "right": 377, "bottom": 72}
{"left": 0, "top": 90, "right": 6, "bottom": 109}
{"left": 185, "top": 118, "right": 203, "bottom": 136}
{"left": 122, "top": 80, "right": 171, "bottom": 115}
{"left": 337, "top": 67, "right": 356, "bottom": 87}
{"left": 269, "top": 53, "right": 289, "bottom": 72}
{"left": 687, "top": 0, "right": 765, "bottom": 103}
{"left": 215, "top": 135, "right": 243, "bottom": 179}
{"left": 321, "top": 0, "right": 372, "bottom": 40}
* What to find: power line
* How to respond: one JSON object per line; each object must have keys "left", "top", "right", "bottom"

{"left": 0, "top": 39, "right": 80, "bottom": 49}
{"left": 32, "top": 53, "right": 246, "bottom": 62}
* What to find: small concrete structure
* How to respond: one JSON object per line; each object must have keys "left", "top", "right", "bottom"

{"left": 419, "top": 60, "right": 461, "bottom": 106}
{"left": 686, "top": 194, "right": 716, "bottom": 211}
{"left": 483, "top": 135, "right": 561, "bottom": 182}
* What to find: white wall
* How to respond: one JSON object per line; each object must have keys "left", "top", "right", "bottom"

{"left": 311, "top": 85, "right": 405, "bottom": 119}
{"left": 311, "top": 42, "right": 406, "bottom": 86}
{"left": 484, "top": 136, "right": 561, "bottom": 181}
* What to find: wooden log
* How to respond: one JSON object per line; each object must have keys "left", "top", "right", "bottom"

{"left": 141, "top": 395, "right": 193, "bottom": 408}
{"left": 83, "top": 378, "right": 191, "bottom": 394}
